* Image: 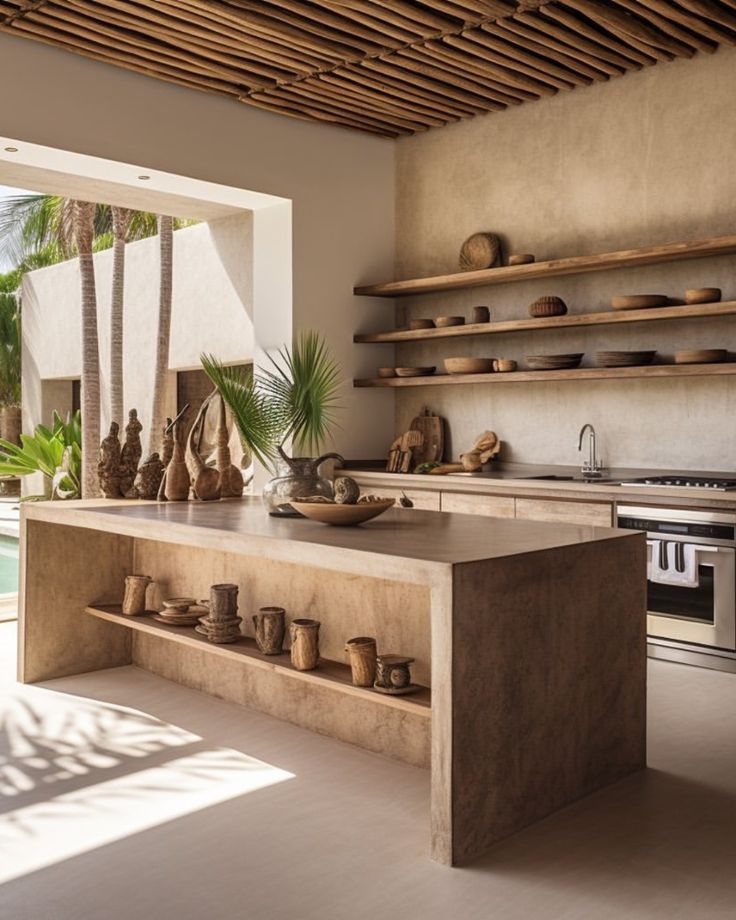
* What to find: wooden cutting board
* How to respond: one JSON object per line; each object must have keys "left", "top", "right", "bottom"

{"left": 409, "top": 408, "right": 444, "bottom": 465}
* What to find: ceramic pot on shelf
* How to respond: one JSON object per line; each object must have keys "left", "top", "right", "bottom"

{"left": 262, "top": 449, "right": 345, "bottom": 517}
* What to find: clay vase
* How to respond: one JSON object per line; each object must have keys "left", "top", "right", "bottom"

{"left": 289, "top": 618, "right": 320, "bottom": 671}
{"left": 122, "top": 574, "right": 152, "bottom": 616}
{"left": 345, "top": 636, "right": 377, "bottom": 687}
{"left": 252, "top": 607, "right": 286, "bottom": 655}
{"left": 209, "top": 583, "right": 239, "bottom": 620}
{"left": 165, "top": 434, "right": 191, "bottom": 502}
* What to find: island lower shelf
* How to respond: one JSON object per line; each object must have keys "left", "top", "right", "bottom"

{"left": 83, "top": 604, "right": 432, "bottom": 716}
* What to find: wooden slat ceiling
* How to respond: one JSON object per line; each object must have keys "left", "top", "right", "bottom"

{"left": 1, "top": 0, "right": 735, "bottom": 137}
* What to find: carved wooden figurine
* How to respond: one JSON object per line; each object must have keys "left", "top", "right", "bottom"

{"left": 133, "top": 452, "right": 165, "bottom": 500}
{"left": 119, "top": 409, "right": 143, "bottom": 497}
{"left": 164, "top": 414, "right": 192, "bottom": 502}
{"left": 186, "top": 400, "right": 220, "bottom": 501}
{"left": 215, "top": 394, "right": 244, "bottom": 498}
{"left": 428, "top": 431, "right": 501, "bottom": 475}
{"left": 373, "top": 654, "right": 418, "bottom": 695}
{"left": 98, "top": 422, "right": 122, "bottom": 498}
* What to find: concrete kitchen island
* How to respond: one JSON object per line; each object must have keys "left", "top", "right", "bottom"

{"left": 19, "top": 499, "right": 646, "bottom": 866}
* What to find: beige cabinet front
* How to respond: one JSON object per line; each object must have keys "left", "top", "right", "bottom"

{"left": 515, "top": 498, "right": 613, "bottom": 527}
{"left": 373, "top": 486, "right": 441, "bottom": 511}
{"left": 440, "top": 491, "right": 515, "bottom": 518}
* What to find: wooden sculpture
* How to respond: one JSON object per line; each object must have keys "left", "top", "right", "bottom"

{"left": 133, "top": 453, "right": 165, "bottom": 500}
{"left": 157, "top": 417, "right": 174, "bottom": 501}
{"left": 164, "top": 409, "right": 191, "bottom": 502}
{"left": 214, "top": 394, "right": 244, "bottom": 498}
{"left": 119, "top": 409, "right": 143, "bottom": 497}
{"left": 98, "top": 422, "right": 122, "bottom": 498}
{"left": 429, "top": 430, "right": 501, "bottom": 475}
{"left": 386, "top": 429, "right": 424, "bottom": 473}
{"left": 408, "top": 408, "right": 444, "bottom": 465}
{"left": 186, "top": 400, "right": 221, "bottom": 501}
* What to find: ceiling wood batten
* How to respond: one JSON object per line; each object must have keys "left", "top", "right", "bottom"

{"left": 1, "top": 0, "right": 735, "bottom": 136}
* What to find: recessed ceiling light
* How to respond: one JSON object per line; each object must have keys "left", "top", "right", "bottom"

{"left": 4, "top": 147, "right": 18, "bottom": 153}
{"left": 138, "top": 174, "right": 151, "bottom": 180}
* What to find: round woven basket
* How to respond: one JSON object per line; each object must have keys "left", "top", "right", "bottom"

{"left": 459, "top": 232, "right": 500, "bottom": 271}
{"left": 528, "top": 296, "right": 567, "bottom": 318}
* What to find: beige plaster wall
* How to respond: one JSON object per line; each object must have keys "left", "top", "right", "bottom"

{"left": 393, "top": 47, "right": 736, "bottom": 471}
{"left": 21, "top": 217, "right": 253, "bottom": 439}
{"left": 0, "top": 31, "right": 396, "bottom": 460}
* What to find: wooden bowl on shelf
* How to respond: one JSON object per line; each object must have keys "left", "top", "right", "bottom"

{"left": 291, "top": 499, "right": 395, "bottom": 526}
{"left": 526, "top": 353, "right": 583, "bottom": 371}
{"left": 528, "top": 296, "right": 567, "bottom": 318}
{"left": 408, "top": 318, "right": 435, "bottom": 330}
{"left": 593, "top": 350, "right": 656, "bottom": 367}
{"left": 435, "top": 315, "right": 465, "bottom": 328}
{"left": 508, "top": 253, "right": 535, "bottom": 265}
{"left": 611, "top": 294, "right": 668, "bottom": 311}
{"left": 674, "top": 349, "right": 727, "bottom": 364}
{"left": 377, "top": 367, "right": 396, "bottom": 378}
{"left": 459, "top": 232, "right": 500, "bottom": 271}
{"left": 684, "top": 288, "right": 721, "bottom": 305}
{"left": 443, "top": 357, "right": 495, "bottom": 375}
{"left": 395, "top": 366, "right": 436, "bottom": 377}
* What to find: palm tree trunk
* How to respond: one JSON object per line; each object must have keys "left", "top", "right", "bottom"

{"left": 148, "top": 214, "right": 173, "bottom": 455}
{"left": 73, "top": 200, "right": 101, "bottom": 499}
{"left": 110, "top": 207, "right": 132, "bottom": 427}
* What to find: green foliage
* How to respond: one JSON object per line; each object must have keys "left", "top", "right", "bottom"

{"left": 0, "top": 410, "right": 82, "bottom": 500}
{"left": 0, "top": 279, "right": 21, "bottom": 407}
{"left": 201, "top": 332, "right": 343, "bottom": 468}
{"left": 0, "top": 194, "right": 198, "bottom": 272}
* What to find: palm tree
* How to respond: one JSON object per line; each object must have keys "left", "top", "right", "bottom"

{"left": 0, "top": 270, "right": 22, "bottom": 445}
{"left": 148, "top": 215, "right": 173, "bottom": 455}
{"left": 110, "top": 207, "right": 132, "bottom": 426}
{"left": 73, "top": 200, "right": 101, "bottom": 499}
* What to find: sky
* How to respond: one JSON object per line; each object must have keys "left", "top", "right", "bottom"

{"left": 0, "top": 184, "right": 36, "bottom": 273}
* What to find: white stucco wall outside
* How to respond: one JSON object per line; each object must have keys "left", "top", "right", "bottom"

{"left": 21, "top": 215, "right": 254, "bottom": 445}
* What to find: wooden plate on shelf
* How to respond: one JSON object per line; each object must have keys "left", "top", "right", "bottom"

{"left": 593, "top": 350, "right": 656, "bottom": 367}
{"left": 291, "top": 499, "right": 395, "bottom": 526}
{"left": 684, "top": 288, "right": 721, "bottom": 305}
{"left": 611, "top": 294, "right": 668, "bottom": 311}
{"left": 408, "top": 318, "right": 435, "bottom": 330}
{"left": 435, "top": 315, "right": 465, "bottom": 328}
{"left": 526, "top": 353, "right": 583, "bottom": 371}
{"left": 395, "top": 366, "right": 436, "bottom": 377}
{"left": 674, "top": 349, "right": 728, "bottom": 364}
{"left": 443, "top": 357, "right": 495, "bottom": 375}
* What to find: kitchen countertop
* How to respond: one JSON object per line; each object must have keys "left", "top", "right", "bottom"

{"left": 345, "top": 462, "right": 736, "bottom": 510}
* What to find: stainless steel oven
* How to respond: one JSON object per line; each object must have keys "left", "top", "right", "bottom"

{"left": 617, "top": 505, "right": 736, "bottom": 651}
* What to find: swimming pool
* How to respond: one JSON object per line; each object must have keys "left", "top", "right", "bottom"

{"left": 0, "top": 534, "right": 19, "bottom": 594}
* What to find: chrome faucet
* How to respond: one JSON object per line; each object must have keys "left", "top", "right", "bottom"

{"left": 578, "top": 423, "right": 603, "bottom": 477}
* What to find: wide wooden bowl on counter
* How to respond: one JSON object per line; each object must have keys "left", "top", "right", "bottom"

{"left": 291, "top": 499, "right": 395, "bottom": 526}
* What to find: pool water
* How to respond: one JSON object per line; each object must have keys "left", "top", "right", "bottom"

{"left": 0, "top": 535, "right": 19, "bottom": 594}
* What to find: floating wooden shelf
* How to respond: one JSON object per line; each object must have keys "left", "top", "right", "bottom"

{"left": 84, "top": 604, "right": 431, "bottom": 714}
{"left": 354, "top": 235, "right": 736, "bottom": 298}
{"left": 354, "top": 363, "right": 736, "bottom": 388}
{"left": 354, "top": 300, "right": 736, "bottom": 344}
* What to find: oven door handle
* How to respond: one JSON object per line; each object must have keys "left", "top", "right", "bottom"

{"left": 645, "top": 540, "right": 722, "bottom": 554}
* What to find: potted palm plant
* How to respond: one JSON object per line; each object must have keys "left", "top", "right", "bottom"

{"left": 201, "top": 331, "right": 343, "bottom": 516}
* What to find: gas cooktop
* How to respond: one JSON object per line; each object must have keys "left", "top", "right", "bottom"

{"left": 619, "top": 476, "right": 736, "bottom": 491}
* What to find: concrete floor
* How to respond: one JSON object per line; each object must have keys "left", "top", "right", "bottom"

{"left": 1, "top": 621, "right": 736, "bottom": 920}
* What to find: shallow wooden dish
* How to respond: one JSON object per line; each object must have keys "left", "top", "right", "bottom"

{"left": 395, "top": 366, "right": 436, "bottom": 377}
{"left": 508, "top": 253, "right": 535, "bottom": 265}
{"left": 377, "top": 367, "right": 396, "bottom": 378}
{"left": 444, "top": 357, "right": 495, "bottom": 375}
{"left": 435, "top": 315, "right": 465, "bottom": 328}
{"left": 593, "top": 350, "right": 656, "bottom": 367}
{"left": 526, "top": 353, "right": 583, "bottom": 370}
{"left": 291, "top": 499, "right": 395, "bottom": 526}
{"left": 674, "top": 349, "right": 727, "bottom": 364}
{"left": 408, "top": 318, "right": 435, "bottom": 330}
{"left": 684, "top": 288, "right": 721, "bottom": 305}
{"left": 611, "top": 294, "right": 668, "bottom": 311}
